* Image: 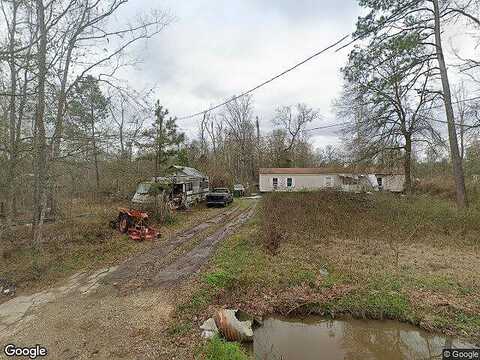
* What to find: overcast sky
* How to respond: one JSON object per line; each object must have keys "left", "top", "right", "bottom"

{"left": 114, "top": 1, "right": 479, "bottom": 151}
{"left": 114, "top": 0, "right": 364, "bottom": 149}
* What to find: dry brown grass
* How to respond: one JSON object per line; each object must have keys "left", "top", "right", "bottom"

{"left": 0, "top": 199, "right": 232, "bottom": 296}
{"left": 262, "top": 191, "right": 480, "bottom": 250}
{"left": 415, "top": 176, "right": 457, "bottom": 200}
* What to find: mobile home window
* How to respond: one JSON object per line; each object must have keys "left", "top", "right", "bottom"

{"left": 377, "top": 177, "right": 383, "bottom": 188}
{"left": 325, "top": 176, "right": 333, "bottom": 187}
{"left": 272, "top": 177, "right": 278, "bottom": 189}
{"left": 287, "top": 178, "right": 293, "bottom": 187}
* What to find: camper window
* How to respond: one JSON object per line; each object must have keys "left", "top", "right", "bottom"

{"left": 173, "top": 184, "right": 183, "bottom": 195}
{"left": 136, "top": 183, "right": 151, "bottom": 195}
{"left": 287, "top": 178, "right": 293, "bottom": 187}
{"left": 186, "top": 183, "right": 193, "bottom": 192}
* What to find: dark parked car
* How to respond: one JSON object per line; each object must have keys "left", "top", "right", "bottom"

{"left": 206, "top": 188, "right": 233, "bottom": 207}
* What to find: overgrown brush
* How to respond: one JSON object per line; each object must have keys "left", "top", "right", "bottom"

{"left": 262, "top": 191, "right": 480, "bottom": 252}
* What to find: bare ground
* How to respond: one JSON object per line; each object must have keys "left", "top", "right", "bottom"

{"left": 0, "top": 201, "right": 256, "bottom": 359}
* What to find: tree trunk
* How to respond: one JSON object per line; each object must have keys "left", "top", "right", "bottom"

{"left": 433, "top": 0, "right": 467, "bottom": 208}
{"left": 47, "top": 42, "right": 75, "bottom": 218}
{"left": 33, "top": 0, "right": 49, "bottom": 245}
{"left": 119, "top": 104, "right": 125, "bottom": 158}
{"left": 91, "top": 105, "right": 100, "bottom": 191}
{"left": 404, "top": 136, "right": 412, "bottom": 193}
{"left": 459, "top": 118, "right": 465, "bottom": 160}
{"left": 155, "top": 113, "right": 164, "bottom": 178}
{"left": 6, "top": 0, "right": 19, "bottom": 225}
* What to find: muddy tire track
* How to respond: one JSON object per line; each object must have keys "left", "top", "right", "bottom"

{"left": 152, "top": 204, "right": 256, "bottom": 287}
{"left": 103, "top": 204, "right": 253, "bottom": 289}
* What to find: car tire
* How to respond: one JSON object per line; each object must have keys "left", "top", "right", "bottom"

{"left": 118, "top": 214, "right": 131, "bottom": 233}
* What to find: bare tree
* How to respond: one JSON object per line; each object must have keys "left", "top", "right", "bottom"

{"left": 273, "top": 103, "right": 319, "bottom": 167}
{"left": 107, "top": 85, "right": 153, "bottom": 161}
{"left": 452, "top": 82, "right": 480, "bottom": 160}
{"left": 1, "top": 0, "right": 36, "bottom": 224}
{"left": 32, "top": 0, "right": 48, "bottom": 244}
{"left": 220, "top": 95, "right": 256, "bottom": 181}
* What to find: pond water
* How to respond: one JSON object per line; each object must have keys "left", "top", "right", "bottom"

{"left": 248, "top": 317, "right": 477, "bottom": 360}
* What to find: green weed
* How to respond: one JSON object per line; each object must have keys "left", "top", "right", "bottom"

{"left": 200, "top": 336, "right": 250, "bottom": 360}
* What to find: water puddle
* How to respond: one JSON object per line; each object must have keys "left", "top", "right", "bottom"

{"left": 248, "top": 317, "right": 476, "bottom": 360}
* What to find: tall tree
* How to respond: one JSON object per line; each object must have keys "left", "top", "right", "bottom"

{"left": 220, "top": 95, "right": 256, "bottom": 181}
{"left": 354, "top": 0, "right": 480, "bottom": 205}
{"left": 1, "top": 0, "right": 35, "bottom": 224}
{"left": 68, "top": 75, "right": 109, "bottom": 191}
{"left": 272, "top": 103, "right": 319, "bottom": 167}
{"left": 142, "top": 101, "right": 185, "bottom": 176}
{"left": 340, "top": 37, "right": 441, "bottom": 192}
{"left": 32, "top": 0, "right": 48, "bottom": 244}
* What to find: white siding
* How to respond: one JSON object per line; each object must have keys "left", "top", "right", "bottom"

{"left": 259, "top": 173, "right": 405, "bottom": 192}
{"left": 259, "top": 174, "right": 342, "bottom": 192}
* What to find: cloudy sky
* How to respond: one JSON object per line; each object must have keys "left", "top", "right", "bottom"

{"left": 112, "top": 1, "right": 479, "bottom": 151}
{"left": 115, "top": 0, "right": 364, "bottom": 148}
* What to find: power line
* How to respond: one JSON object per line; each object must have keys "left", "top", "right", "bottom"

{"left": 303, "top": 95, "right": 480, "bottom": 133}
{"left": 177, "top": 34, "right": 351, "bottom": 120}
{"left": 176, "top": 0, "right": 429, "bottom": 121}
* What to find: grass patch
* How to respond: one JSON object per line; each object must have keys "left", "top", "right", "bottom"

{"left": 336, "top": 290, "right": 413, "bottom": 320}
{"left": 204, "top": 270, "right": 236, "bottom": 289}
{"left": 187, "top": 192, "right": 480, "bottom": 341}
{"left": 287, "top": 269, "right": 316, "bottom": 287}
{"left": 177, "top": 288, "right": 215, "bottom": 315}
{"left": 262, "top": 191, "right": 480, "bottom": 251}
{"left": 166, "top": 322, "right": 193, "bottom": 337}
{"left": 454, "top": 312, "right": 480, "bottom": 334}
{"left": 205, "top": 226, "right": 268, "bottom": 290}
{"left": 200, "top": 336, "right": 249, "bottom": 360}
{"left": 415, "top": 274, "right": 459, "bottom": 292}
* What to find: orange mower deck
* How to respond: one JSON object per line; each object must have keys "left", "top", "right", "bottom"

{"left": 115, "top": 208, "right": 159, "bottom": 241}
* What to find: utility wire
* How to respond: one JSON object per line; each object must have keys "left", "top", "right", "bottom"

{"left": 177, "top": 34, "right": 351, "bottom": 120}
{"left": 303, "top": 94, "right": 480, "bottom": 133}
{"left": 176, "top": 1, "right": 429, "bottom": 121}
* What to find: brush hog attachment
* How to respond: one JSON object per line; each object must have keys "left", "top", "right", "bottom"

{"left": 112, "top": 208, "right": 159, "bottom": 241}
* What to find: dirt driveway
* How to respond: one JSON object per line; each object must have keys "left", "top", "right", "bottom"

{"left": 0, "top": 201, "right": 256, "bottom": 359}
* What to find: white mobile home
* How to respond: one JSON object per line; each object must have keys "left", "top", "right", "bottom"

{"left": 259, "top": 168, "right": 405, "bottom": 193}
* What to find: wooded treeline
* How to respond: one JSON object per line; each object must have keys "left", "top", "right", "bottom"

{"left": 0, "top": 0, "right": 327, "bottom": 242}
{"left": 2, "top": 0, "right": 480, "bottom": 246}
{"left": 0, "top": 0, "right": 172, "bottom": 242}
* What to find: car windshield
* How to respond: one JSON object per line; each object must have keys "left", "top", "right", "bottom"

{"left": 136, "top": 182, "right": 151, "bottom": 195}
{"left": 213, "top": 188, "right": 228, "bottom": 193}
